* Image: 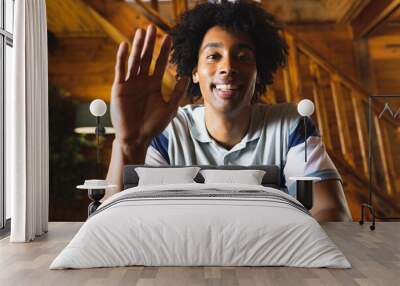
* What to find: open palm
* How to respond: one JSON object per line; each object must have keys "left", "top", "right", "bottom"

{"left": 111, "top": 25, "right": 189, "bottom": 146}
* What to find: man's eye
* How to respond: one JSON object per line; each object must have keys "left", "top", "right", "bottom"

{"left": 206, "top": 54, "right": 220, "bottom": 60}
{"left": 237, "top": 53, "right": 252, "bottom": 61}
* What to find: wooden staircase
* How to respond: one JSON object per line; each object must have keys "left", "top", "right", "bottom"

{"left": 260, "top": 30, "right": 400, "bottom": 219}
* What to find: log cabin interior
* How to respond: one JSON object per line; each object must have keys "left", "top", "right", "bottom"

{"left": 46, "top": 0, "right": 400, "bottom": 222}
{"left": 2, "top": 1, "right": 400, "bottom": 285}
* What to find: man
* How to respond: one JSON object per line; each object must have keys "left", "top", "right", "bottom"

{"left": 106, "top": 0, "right": 351, "bottom": 222}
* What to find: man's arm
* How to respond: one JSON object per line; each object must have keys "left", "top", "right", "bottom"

{"left": 105, "top": 139, "right": 149, "bottom": 199}
{"left": 310, "top": 179, "right": 352, "bottom": 222}
{"left": 104, "top": 25, "right": 188, "bottom": 199}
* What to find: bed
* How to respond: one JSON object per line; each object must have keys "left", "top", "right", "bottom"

{"left": 50, "top": 165, "right": 350, "bottom": 269}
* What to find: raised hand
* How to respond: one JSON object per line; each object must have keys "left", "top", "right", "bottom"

{"left": 110, "top": 24, "right": 189, "bottom": 148}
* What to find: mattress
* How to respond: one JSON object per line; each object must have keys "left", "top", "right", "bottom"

{"left": 50, "top": 183, "right": 351, "bottom": 269}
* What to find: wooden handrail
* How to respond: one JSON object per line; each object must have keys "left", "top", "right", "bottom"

{"left": 284, "top": 29, "right": 398, "bottom": 127}
{"left": 284, "top": 29, "right": 367, "bottom": 97}
{"left": 309, "top": 61, "right": 333, "bottom": 150}
{"left": 373, "top": 115, "right": 394, "bottom": 195}
{"left": 330, "top": 77, "right": 356, "bottom": 167}
{"left": 351, "top": 93, "right": 369, "bottom": 177}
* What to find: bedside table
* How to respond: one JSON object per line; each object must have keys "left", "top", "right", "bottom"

{"left": 77, "top": 180, "right": 117, "bottom": 216}
{"left": 289, "top": 176, "right": 321, "bottom": 210}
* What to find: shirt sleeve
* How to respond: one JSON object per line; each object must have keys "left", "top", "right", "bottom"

{"left": 144, "top": 129, "right": 170, "bottom": 166}
{"left": 283, "top": 115, "right": 342, "bottom": 197}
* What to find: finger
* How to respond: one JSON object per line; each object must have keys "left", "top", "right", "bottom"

{"left": 153, "top": 35, "right": 172, "bottom": 80}
{"left": 169, "top": 76, "right": 190, "bottom": 107}
{"left": 114, "top": 42, "right": 129, "bottom": 84}
{"left": 139, "top": 25, "right": 157, "bottom": 76}
{"left": 126, "top": 29, "right": 145, "bottom": 80}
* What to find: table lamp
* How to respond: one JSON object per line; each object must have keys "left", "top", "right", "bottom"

{"left": 90, "top": 99, "right": 107, "bottom": 176}
{"left": 75, "top": 99, "right": 116, "bottom": 216}
{"left": 297, "top": 99, "right": 315, "bottom": 163}
{"left": 290, "top": 99, "right": 320, "bottom": 210}
{"left": 74, "top": 102, "right": 115, "bottom": 135}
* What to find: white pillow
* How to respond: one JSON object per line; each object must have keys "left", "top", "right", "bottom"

{"left": 135, "top": 167, "right": 201, "bottom": 186}
{"left": 200, "top": 169, "right": 266, "bottom": 185}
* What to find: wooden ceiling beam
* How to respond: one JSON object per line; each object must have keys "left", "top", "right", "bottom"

{"left": 172, "top": 0, "right": 188, "bottom": 21}
{"left": 351, "top": 0, "right": 400, "bottom": 39}
{"left": 133, "top": 0, "right": 172, "bottom": 32}
{"left": 46, "top": 0, "right": 105, "bottom": 35}
{"left": 86, "top": 4, "right": 130, "bottom": 46}
{"left": 337, "top": 0, "right": 371, "bottom": 24}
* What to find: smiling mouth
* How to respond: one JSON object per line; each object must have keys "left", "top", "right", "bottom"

{"left": 212, "top": 84, "right": 240, "bottom": 99}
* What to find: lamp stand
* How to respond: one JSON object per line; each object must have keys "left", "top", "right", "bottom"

{"left": 87, "top": 189, "right": 106, "bottom": 216}
{"left": 292, "top": 116, "right": 315, "bottom": 210}
{"left": 304, "top": 116, "right": 307, "bottom": 163}
{"left": 95, "top": 116, "right": 106, "bottom": 178}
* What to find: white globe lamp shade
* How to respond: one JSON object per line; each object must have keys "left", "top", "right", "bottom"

{"left": 90, "top": 99, "right": 107, "bottom": 117}
{"left": 297, "top": 99, "right": 315, "bottom": 117}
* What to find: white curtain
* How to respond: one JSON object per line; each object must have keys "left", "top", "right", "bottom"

{"left": 8, "top": 0, "right": 49, "bottom": 242}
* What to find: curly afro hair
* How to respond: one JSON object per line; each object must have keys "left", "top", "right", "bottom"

{"left": 169, "top": 0, "right": 287, "bottom": 102}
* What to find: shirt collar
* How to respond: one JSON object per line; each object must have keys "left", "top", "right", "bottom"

{"left": 189, "top": 104, "right": 263, "bottom": 144}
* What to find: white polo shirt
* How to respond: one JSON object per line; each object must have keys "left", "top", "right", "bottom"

{"left": 145, "top": 103, "right": 341, "bottom": 196}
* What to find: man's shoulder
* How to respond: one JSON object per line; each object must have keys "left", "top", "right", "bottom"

{"left": 173, "top": 104, "right": 204, "bottom": 126}
{"left": 177, "top": 104, "right": 204, "bottom": 117}
{"left": 161, "top": 104, "right": 203, "bottom": 137}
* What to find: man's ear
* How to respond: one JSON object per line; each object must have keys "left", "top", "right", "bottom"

{"left": 192, "top": 68, "right": 199, "bottom": 84}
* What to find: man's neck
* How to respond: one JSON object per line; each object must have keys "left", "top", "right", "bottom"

{"left": 204, "top": 105, "right": 252, "bottom": 150}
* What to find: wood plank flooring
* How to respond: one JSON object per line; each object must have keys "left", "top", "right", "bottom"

{"left": 0, "top": 222, "right": 399, "bottom": 286}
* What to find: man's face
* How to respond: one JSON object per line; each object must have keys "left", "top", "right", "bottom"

{"left": 193, "top": 26, "right": 257, "bottom": 115}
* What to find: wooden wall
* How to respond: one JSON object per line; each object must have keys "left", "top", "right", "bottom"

{"left": 368, "top": 32, "right": 400, "bottom": 95}
{"left": 289, "top": 24, "right": 360, "bottom": 83}
{"left": 46, "top": 0, "right": 400, "bottom": 221}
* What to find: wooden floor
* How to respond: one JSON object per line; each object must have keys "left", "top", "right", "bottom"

{"left": 0, "top": 222, "right": 399, "bottom": 286}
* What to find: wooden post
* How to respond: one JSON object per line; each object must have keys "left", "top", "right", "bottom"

{"left": 331, "top": 76, "right": 355, "bottom": 167}
{"left": 351, "top": 94, "right": 369, "bottom": 178}
{"left": 381, "top": 123, "right": 398, "bottom": 194}
{"left": 309, "top": 61, "right": 332, "bottom": 150}
{"left": 373, "top": 115, "right": 394, "bottom": 195}
{"left": 285, "top": 33, "right": 303, "bottom": 102}
{"left": 282, "top": 67, "right": 292, "bottom": 102}
{"left": 172, "top": 0, "right": 188, "bottom": 21}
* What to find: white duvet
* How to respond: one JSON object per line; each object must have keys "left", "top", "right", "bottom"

{"left": 50, "top": 183, "right": 351, "bottom": 269}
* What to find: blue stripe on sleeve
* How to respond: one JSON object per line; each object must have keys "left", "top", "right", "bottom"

{"left": 288, "top": 117, "right": 319, "bottom": 149}
{"left": 150, "top": 132, "right": 170, "bottom": 164}
{"left": 306, "top": 169, "right": 342, "bottom": 184}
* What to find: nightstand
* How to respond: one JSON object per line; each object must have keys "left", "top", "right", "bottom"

{"left": 289, "top": 176, "right": 321, "bottom": 210}
{"left": 77, "top": 180, "right": 116, "bottom": 216}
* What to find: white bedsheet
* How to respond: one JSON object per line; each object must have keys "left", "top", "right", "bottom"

{"left": 50, "top": 183, "right": 351, "bottom": 269}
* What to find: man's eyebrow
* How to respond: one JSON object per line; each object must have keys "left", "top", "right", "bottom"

{"left": 201, "top": 42, "right": 223, "bottom": 52}
{"left": 200, "top": 42, "right": 254, "bottom": 53}
{"left": 236, "top": 43, "right": 254, "bottom": 51}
